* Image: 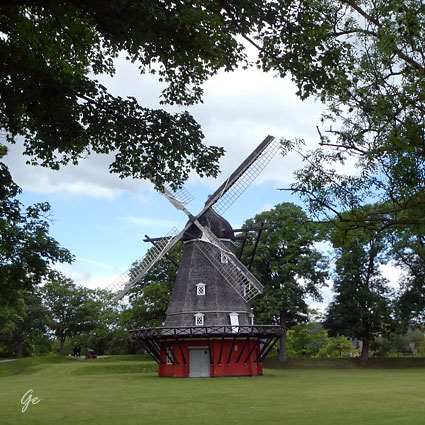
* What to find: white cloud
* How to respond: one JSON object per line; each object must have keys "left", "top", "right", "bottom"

{"left": 84, "top": 273, "right": 122, "bottom": 290}
{"left": 54, "top": 262, "right": 123, "bottom": 290}
{"left": 4, "top": 140, "right": 155, "bottom": 200}
{"left": 257, "top": 203, "right": 273, "bottom": 214}
{"left": 3, "top": 55, "right": 328, "bottom": 200}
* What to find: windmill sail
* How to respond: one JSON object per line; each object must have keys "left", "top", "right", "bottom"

{"left": 118, "top": 135, "right": 285, "bottom": 379}
{"left": 163, "top": 183, "right": 195, "bottom": 206}
{"left": 108, "top": 135, "right": 278, "bottom": 303}
{"left": 158, "top": 137, "right": 280, "bottom": 301}
{"left": 107, "top": 227, "right": 180, "bottom": 301}
{"left": 192, "top": 219, "right": 263, "bottom": 301}
{"left": 209, "top": 136, "right": 281, "bottom": 215}
{"left": 194, "top": 240, "right": 262, "bottom": 301}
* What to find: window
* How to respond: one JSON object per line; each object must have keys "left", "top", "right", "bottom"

{"left": 229, "top": 312, "right": 239, "bottom": 333}
{"left": 249, "top": 314, "right": 254, "bottom": 326}
{"left": 195, "top": 313, "right": 204, "bottom": 326}
{"left": 221, "top": 252, "right": 229, "bottom": 264}
{"left": 196, "top": 283, "right": 206, "bottom": 296}
{"left": 166, "top": 347, "right": 174, "bottom": 365}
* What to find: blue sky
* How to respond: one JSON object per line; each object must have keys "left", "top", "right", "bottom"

{"left": 6, "top": 51, "right": 358, "bottom": 310}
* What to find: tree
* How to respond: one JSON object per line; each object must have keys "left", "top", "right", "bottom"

{"left": 316, "top": 336, "right": 359, "bottom": 358}
{"left": 73, "top": 289, "right": 122, "bottom": 355}
{"left": 42, "top": 274, "right": 100, "bottom": 355}
{"left": 0, "top": 147, "right": 72, "bottom": 302}
{"left": 409, "top": 329, "right": 425, "bottom": 356}
{"left": 239, "top": 203, "right": 328, "bottom": 361}
{"left": 4, "top": 1, "right": 425, "bottom": 201}
{"left": 0, "top": 297, "right": 24, "bottom": 357}
{"left": 1, "top": 0, "right": 269, "bottom": 188}
{"left": 324, "top": 224, "right": 394, "bottom": 362}
{"left": 13, "top": 288, "right": 51, "bottom": 358}
{"left": 418, "top": 339, "right": 425, "bottom": 357}
{"left": 286, "top": 316, "right": 328, "bottom": 358}
{"left": 271, "top": 1, "right": 425, "bottom": 232}
{"left": 0, "top": 288, "right": 52, "bottom": 358}
{"left": 391, "top": 228, "right": 425, "bottom": 325}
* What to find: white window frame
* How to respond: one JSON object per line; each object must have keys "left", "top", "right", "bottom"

{"left": 229, "top": 312, "right": 239, "bottom": 333}
{"left": 196, "top": 282, "right": 206, "bottom": 296}
{"left": 195, "top": 313, "right": 205, "bottom": 326}
{"left": 221, "top": 251, "right": 229, "bottom": 264}
{"left": 249, "top": 314, "right": 254, "bottom": 326}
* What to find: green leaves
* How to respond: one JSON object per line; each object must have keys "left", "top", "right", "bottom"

{"left": 238, "top": 203, "right": 328, "bottom": 327}
{"left": 324, "top": 225, "right": 394, "bottom": 361}
{"left": 3, "top": 0, "right": 425, "bottom": 197}
{"left": 277, "top": 1, "right": 425, "bottom": 232}
{"left": 0, "top": 161, "right": 73, "bottom": 301}
{"left": 41, "top": 275, "right": 111, "bottom": 354}
{"left": 123, "top": 243, "right": 182, "bottom": 328}
{"left": 2, "top": 0, "right": 273, "bottom": 186}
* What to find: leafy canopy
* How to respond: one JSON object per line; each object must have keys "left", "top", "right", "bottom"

{"left": 0, "top": 147, "right": 72, "bottom": 302}
{"left": 1, "top": 0, "right": 260, "bottom": 187}
{"left": 239, "top": 203, "right": 328, "bottom": 327}
{"left": 41, "top": 274, "right": 102, "bottom": 354}
{"left": 122, "top": 243, "right": 182, "bottom": 329}
{"left": 325, "top": 222, "right": 394, "bottom": 361}
{"left": 274, "top": 1, "right": 425, "bottom": 231}
{"left": 3, "top": 0, "right": 425, "bottom": 202}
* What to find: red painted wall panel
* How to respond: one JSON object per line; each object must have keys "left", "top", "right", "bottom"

{"left": 158, "top": 338, "right": 263, "bottom": 378}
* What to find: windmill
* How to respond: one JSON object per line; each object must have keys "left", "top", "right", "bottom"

{"left": 108, "top": 136, "right": 285, "bottom": 377}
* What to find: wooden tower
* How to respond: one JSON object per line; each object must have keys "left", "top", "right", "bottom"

{"left": 108, "top": 136, "right": 285, "bottom": 377}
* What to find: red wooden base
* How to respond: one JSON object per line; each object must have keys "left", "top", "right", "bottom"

{"left": 158, "top": 338, "right": 263, "bottom": 378}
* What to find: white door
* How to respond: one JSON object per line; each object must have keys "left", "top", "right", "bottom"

{"left": 189, "top": 348, "right": 210, "bottom": 378}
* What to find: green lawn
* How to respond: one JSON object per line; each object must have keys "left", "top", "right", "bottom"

{"left": 1, "top": 356, "right": 425, "bottom": 425}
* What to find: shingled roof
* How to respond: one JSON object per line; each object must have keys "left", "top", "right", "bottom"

{"left": 182, "top": 208, "right": 235, "bottom": 241}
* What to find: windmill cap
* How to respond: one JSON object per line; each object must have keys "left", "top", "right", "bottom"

{"left": 183, "top": 208, "right": 235, "bottom": 241}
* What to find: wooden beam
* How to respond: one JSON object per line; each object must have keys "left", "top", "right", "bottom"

{"left": 144, "top": 339, "right": 162, "bottom": 365}
{"left": 253, "top": 338, "right": 272, "bottom": 364}
{"left": 255, "top": 337, "right": 280, "bottom": 364}
{"left": 233, "top": 226, "right": 266, "bottom": 233}
{"left": 248, "top": 222, "right": 264, "bottom": 271}
{"left": 175, "top": 338, "right": 187, "bottom": 366}
{"left": 207, "top": 337, "right": 214, "bottom": 366}
{"left": 226, "top": 336, "right": 236, "bottom": 365}
{"left": 218, "top": 336, "right": 225, "bottom": 366}
{"left": 135, "top": 339, "right": 159, "bottom": 364}
{"left": 244, "top": 340, "right": 260, "bottom": 364}
{"left": 235, "top": 337, "right": 249, "bottom": 364}
{"left": 144, "top": 234, "right": 179, "bottom": 267}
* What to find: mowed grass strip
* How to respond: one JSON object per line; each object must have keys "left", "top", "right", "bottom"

{"left": 72, "top": 363, "right": 157, "bottom": 375}
{"left": 0, "top": 356, "right": 73, "bottom": 378}
{"left": 1, "top": 357, "right": 425, "bottom": 425}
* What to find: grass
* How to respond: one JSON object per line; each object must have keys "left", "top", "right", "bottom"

{"left": 2, "top": 356, "right": 425, "bottom": 425}
{"left": 0, "top": 355, "right": 73, "bottom": 378}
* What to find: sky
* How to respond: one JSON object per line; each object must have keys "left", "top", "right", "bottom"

{"left": 4, "top": 51, "right": 400, "bottom": 312}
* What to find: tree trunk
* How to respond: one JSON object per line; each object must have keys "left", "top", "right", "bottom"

{"left": 360, "top": 339, "right": 369, "bottom": 363}
{"left": 59, "top": 337, "right": 66, "bottom": 356}
{"left": 16, "top": 333, "right": 24, "bottom": 358}
{"left": 278, "top": 311, "right": 288, "bottom": 362}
